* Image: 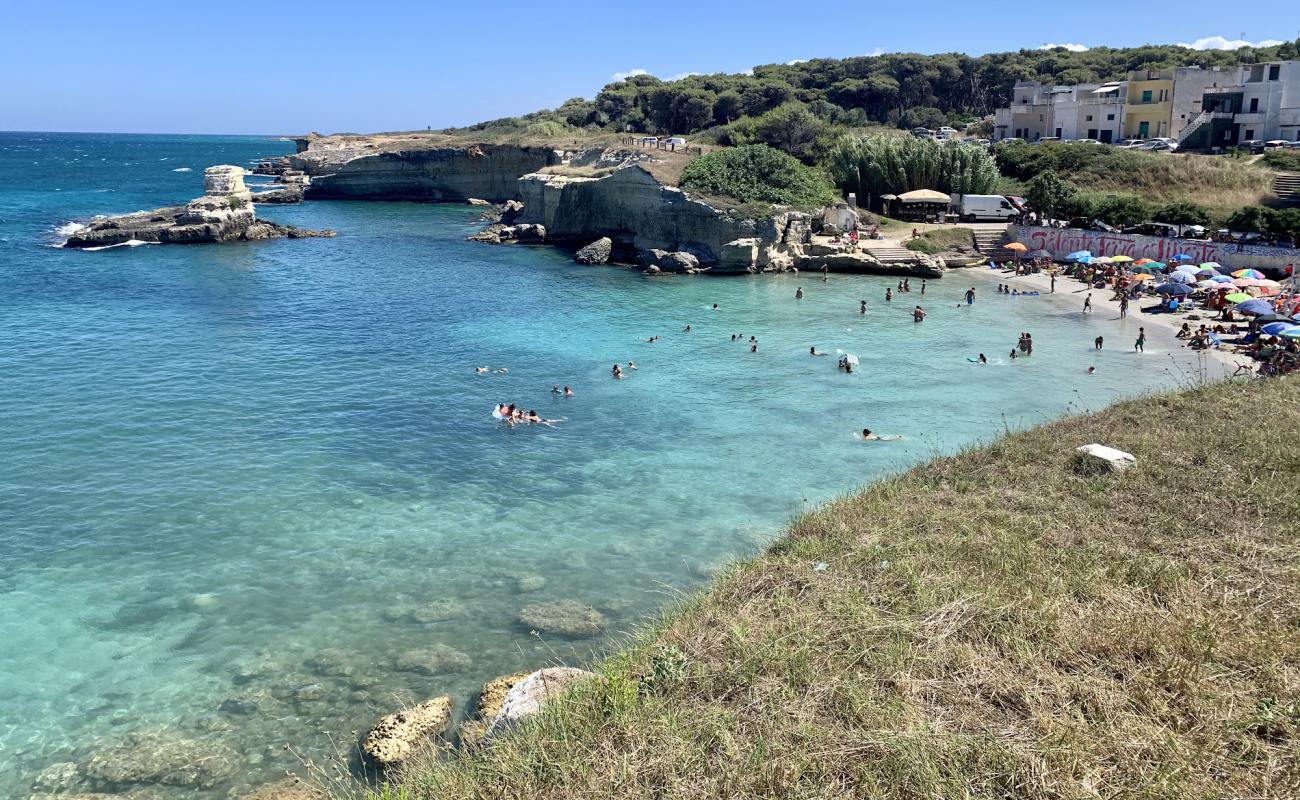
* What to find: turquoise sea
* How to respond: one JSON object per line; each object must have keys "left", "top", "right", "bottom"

{"left": 0, "top": 132, "right": 1214, "bottom": 797}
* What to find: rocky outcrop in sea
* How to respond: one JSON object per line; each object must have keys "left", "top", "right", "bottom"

{"left": 63, "top": 166, "right": 333, "bottom": 248}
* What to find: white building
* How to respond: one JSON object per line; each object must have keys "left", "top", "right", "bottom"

{"left": 994, "top": 81, "right": 1125, "bottom": 142}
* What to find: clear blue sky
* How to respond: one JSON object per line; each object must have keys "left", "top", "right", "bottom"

{"left": 3, "top": 0, "right": 1297, "bottom": 135}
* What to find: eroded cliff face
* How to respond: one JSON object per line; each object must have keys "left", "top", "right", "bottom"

{"left": 515, "top": 167, "right": 812, "bottom": 273}
{"left": 292, "top": 144, "right": 558, "bottom": 202}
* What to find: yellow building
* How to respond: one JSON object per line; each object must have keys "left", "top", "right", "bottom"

{"left": 1125, "top": 68, "right": 1175, "bottom": 139}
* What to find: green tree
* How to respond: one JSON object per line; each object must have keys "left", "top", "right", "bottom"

{"left": 1153, "top": 201, "right": 1211, "bottom": 228}
{"left": 1092, "top": 195, "right": 1150, "bottom": 228}
{"left": 825, "top": 134, "right": 999, "bottom": 202}
{"left": 1226, "top": 206, "right": 1274, "bottom": 233}
{"left": 712, "top": 92, "right": 742, "bottom": 125}
{"left": 1268, "top": 207, "right": 1300, "bottom": 238}
{"left": 678, "top": 144, "right": 837, "bottom": 209}
{"left": 754, "top": 104, "right": 830, "bottom": 163}
{"left": 1024, "top": 171, "right": 1075, "bottom": 220}
{"left": 896, "top": 106, "right": 948, "bottom": 130}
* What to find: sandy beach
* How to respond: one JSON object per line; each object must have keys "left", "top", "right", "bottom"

{"left": 961, "top": 263, "right": 1252, "bottom": 380}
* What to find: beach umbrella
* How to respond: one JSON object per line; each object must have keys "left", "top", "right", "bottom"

{"left": 1236, "top": 299, "right": 1274, "bottom": 315}
{"left": 1026, "top": 248, "right": 1052, "bottom": 259}
{"left": 1282, "top": 328, "right": 1300, "bottom": 340}
{"left": 1132, "top": 273, "right": 1156, "bottom": 282}
{"left": 1237, "top": 278, "right": 1281, "bottom": 289}
{"left": 1168, "top": 271, "right": 1197, "bottom": 284}
{"left": 1143, "top": 262, "right": 1167, "bottom": 272}
{"left": 1224, "top": 292, "right": 1253, "bottom": 303}
{"left": 1210, "top": 274, "right": 1235, "bottom": 284}
{"left": 1200, "top": 262, "right": 1223, "bottom": 270}
{"left": 1005, "top": 242, "right": 1027, "bottom": 252}
{"left": 1134, "top": 257, "right": 1154, "bottom": 265}
{"left": 1174, "top": 264, "right": 1200, "bottom": 275}
{"left": 1260, "top": 322, "right": 1300, "bottom": 336}
{"left": 1195, "top": 267, "right": 1219, "bottom": 277}
{"left": 1232, "top": 268, "right": 1265, "bottom": 279}
{"left": 1195, "top": 279, "right": 1220, "bottom": 289}
{"left": 1110, "top": 255, "right": 1134, "bottom": 263}
{"left": 1253, "top": 313, "right": 1296, "bottom": 325}
{"left": 1171, "top": 254, "right": 1195, "bottom": 262}
{"left": 1065, "top": 250, "right": 1092, "bottom": 261}
{"left": 1155, "top": 282, "right": 1194, "bottom": 296}
{"left": 1090, "top": 256, "right": 1114, "bottom": 265}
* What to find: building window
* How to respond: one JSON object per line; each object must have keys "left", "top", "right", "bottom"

{"left": 1085, "top": 115, "right": 1093, "bottom": 122}
{"left": 1270, "top": 65, "right": 1280, "bottom": 80}
{"left": 1245, "top": 130, "right": 1255, "bottom": 140}
{"left": 1142, "top": 90, "right": 1153, "bottom": 103}
{"left": 1107, "top": 114, "right": 1115, "bottom": 121}
{"left": 1039, "top": 114, "right": 1044, "bottom": 121}
{"left": 1250, "top": 98, "right": 1259, "bottom": 113}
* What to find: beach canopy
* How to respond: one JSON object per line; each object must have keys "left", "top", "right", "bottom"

{"left": 897, "top": 189, "right": 951, "bottom": 203}
{"left": 1261, "top": 322, "right": 1300, "bottom": 336}
{"left": 1065, "top": 250, "right": 1092, "bottom": 261}
{"left": 1155, "top": 282, "right": 1194, "bottom": 296}
{"left": 1233, "top": 268, "right": 1266, "bottom": 279}
{"left": 1004, "top": 242, "right": 1027, "bottom": 252}
{"left": 1236, "top": 299, "right": 1274, "bottom": 315}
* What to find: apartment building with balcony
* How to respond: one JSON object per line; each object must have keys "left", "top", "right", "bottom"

{"left": 993, "top": 81, "right": 1125, "bottom": 142}
{"left": 1178, "top": 61, "right": 1300, "bottom": 150}
{"left": 1124, "top": 68, "right": 1174, "bottom": 139}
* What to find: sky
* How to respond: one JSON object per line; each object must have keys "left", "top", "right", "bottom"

{"left": 2, "top": 0, "right": 1298, "bottom": 135}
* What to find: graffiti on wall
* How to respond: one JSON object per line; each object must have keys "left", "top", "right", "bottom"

{"left": 1013, "top": 226, "right": 1299, "bottom": 273}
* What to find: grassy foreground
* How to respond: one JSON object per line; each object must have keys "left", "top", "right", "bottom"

{"left": 381, "top": 376, "right": 1300, "bottom": 799}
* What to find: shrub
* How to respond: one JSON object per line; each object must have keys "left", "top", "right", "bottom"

{"left": 1226, "top": 206, "right": 1274, "bottom": 233}
{"left": 679, "top": 144, "right": 837, "bottom": 209}
{"left": 753, "top": 103, "right": 833, "bottom": 163}
{"left": 1092, "top": 195, "right": 1150, "bottom": 228}
{"left": 1153, "top": 201, "right": 1211, "bottom": 227}
{"left": 226, "top": 195, "right": 246, "bottom": 210}
{"left": 1260, "top": 149, "right": 1300, "bottom": 172}
{"left": 1024, "top": 171, "right": 1075, "bottom": 220}
{"left": 825, "top": 134, "right": 998, "bottom": 202}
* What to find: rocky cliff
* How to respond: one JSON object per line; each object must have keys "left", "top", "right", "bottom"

{"left": 292, "top": 143, "right": 558, "bottom": 202}
{"left": 64, "top": 166, "right": 332, "bottom": 248}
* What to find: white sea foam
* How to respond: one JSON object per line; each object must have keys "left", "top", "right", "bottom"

{"left": 55, "top": 222, "right": 88, "bottom": 237}
{"left": 82, "top": 239, "right": 158, "bottom": 252}
{"left": 172, "top": 167, "right": 192, "bottom": 172}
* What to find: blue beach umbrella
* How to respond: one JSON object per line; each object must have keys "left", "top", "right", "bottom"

{"left": 1066, "top": 250, "right": 1092, "bottom": 262}
{"left": 1143, "top": 262, "right": 1167, "bottom": 272}
{"left": 1174, "top": 264, "right": 1200, "bottom": 275}
{"left": 1282, "top": 328, "right": 1300, "bottom": 340}
{"left": 1261, "top": 322, "right": 1300, "bottom": 336}
{"left": 1155, "top": 282, "right": 1194, "bottom": 296}
{"left": 1236, "top": 299, "right": 1274, "bottom": 315}
{"left": 1211, "top": 274, "right": 1235, "bottom": 284}
{"left": 1171, "top": 254, "right": 1195, "bottom": 262}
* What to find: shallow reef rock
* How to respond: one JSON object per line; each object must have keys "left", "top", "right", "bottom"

{"left": 485, "top": 667, "right": 595, "bottom": 738}
{"left": 518, "top": 599, "right": 607, "bottom": 638}
{"left": 392, "top": 643, "right": 473, "bottom": 675}
{"left": 574, "top": 236, "right": 612, "bottom": 265}
{"left": 63, "top": 166, "right": 333, "bottom": 248}
{"left": 233, "top": 778, "right": 326, "bottom": 800}
{"left": 81, "top": 731, "right": 236, "bottom": 789}
{"left": 361, "top": 696, "right": 453, "bottom": 765}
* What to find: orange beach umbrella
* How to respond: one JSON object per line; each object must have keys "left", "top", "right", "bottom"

{"left": 1005, "top": 242, "right": 1027, "bottom": 252}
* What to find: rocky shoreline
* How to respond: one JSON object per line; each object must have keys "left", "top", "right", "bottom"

{"left": 63, "top": 166, "right": 332, "bottom": 249}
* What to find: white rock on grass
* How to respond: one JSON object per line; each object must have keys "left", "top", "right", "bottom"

{"left": 1074, "top": 444, "right": 1137, "bottom": 473}
{"left": 486, "top": 667, "right": 594, "bottom": 738}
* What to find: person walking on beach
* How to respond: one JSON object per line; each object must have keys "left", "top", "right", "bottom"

{"left": 1083, "top": 293, "right": 1093, "bottom": 313}
{"left": 795, "top": 286, "right": 804, "bottom": 300}
{"left": 1135, "top": 327, "right": 1146, "bottom": 353}
{"left": 1094, "top": 335, "right": 1103, "bottom": 351}
{"left": 1050, "top": 272, "right": 1056, "bottom": 293}
{"left": 964, "top": 287, "right": 975, "bottom": 306}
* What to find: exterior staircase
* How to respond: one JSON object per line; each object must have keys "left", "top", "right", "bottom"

{"left": 1274, "top": 173, "right": 1300, "bottom": 205}
{"left": 971, "top": 226, "right": 1018, "bottom": 262}
{"left": 860, "top": 241, "right": 921, "bottom": 263}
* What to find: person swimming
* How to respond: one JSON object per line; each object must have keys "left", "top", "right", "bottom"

{"left": 475, "top": 366, "right": 490, "bottom": 374}
{"left": 1009, "top": 349, "right": 1018, "bottom": 360}
{"left": 860, "top": 428, "right": 903, "bottom": 441}
{"left": 1087, "top": 366, "right": 1095, "bottom": 374}
{"left": 978, "top": 353, "right": 987, "bottom": 364}
{"left": 611, "top": 363, "right": 623, "bottom": 379}
{"left": 551, "top": 385, "right": 560, "bottom": 394}
{"left": 684, "top": 324, "right": 692, "bottom": 332}
{"left": 563, "top": 385, "right": 573, "bottom": 397}
{"left": 627, "top": 361, "right": 637, "bottom": 370}
{"left": 751, "top": 342, "right": 758, "bottom": 352}
{"left": 496, "top": 368, "right": 508, "bottom": 374}
{"left": 810, "top": 346, "right": 829, "bottom": 356}
{"left": 711, "top": 303, "right": 719, "bottom": 310}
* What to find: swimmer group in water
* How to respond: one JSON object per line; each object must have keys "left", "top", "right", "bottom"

{"left": 495, "top": 403, "right": 560, "bottom": 427}
{"left": 474, "top": 366, "right": 509, "bottom": 374}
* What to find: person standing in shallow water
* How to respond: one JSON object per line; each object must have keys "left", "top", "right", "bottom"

{"left": 920, "top": 280, "right": 926, "bottom": 295}
{"left": 965, "top": 287, "right": 975, "bottom": 306}
{"left": 913, "top": 306, "right": 926, "bottom": 323}
{"left": 859, "top": 299, "right": 866, "bottom": 314}
{"left": 886, "top": 287, "right": 893, "bottom": 303}
{"left": 1135, "top": 327, "right": 1146, "bottom": 353}
{"left": 1095, "top": 335, "right": 1103, "bottom": 351}
{"left": 1083, "top": 293, "right": 1093, "bottom": 313}
{"left": 795, "top": 286, "right": 803, "bottom": 300}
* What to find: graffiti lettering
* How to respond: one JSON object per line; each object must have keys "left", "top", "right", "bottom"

{"left": 1014, "top": 226, "right": 1298, "bottom": 273}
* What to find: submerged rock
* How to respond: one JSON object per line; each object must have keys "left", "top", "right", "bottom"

{"left": 574, "top": 236, "right": 613, "bottom": 265}
{"left": 234, "top": 778, "right": 326, "bottom": 800}
{"left": 82, "top": 731, "right": 236, "bottom": 789}
{"left": 515, "top": 574, "right": 547, "bottom": 593}
{"left": 361, "top": 696, "right": 453, "bottom": 765}
{"left": 486, "top": 667, "right": 595, "bottom": 738}
{"left": 392, "top": 643, "right": 472, "bottom": 675}
{"left": 30, "top": 761, "right": 81, "bottom": 793}
{"left": 518, "top": 599, "right": 607, "bottom": 638}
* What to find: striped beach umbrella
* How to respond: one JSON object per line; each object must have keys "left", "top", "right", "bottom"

{"left": 1232, "top": 268, "right": 1265, "bottom": 279}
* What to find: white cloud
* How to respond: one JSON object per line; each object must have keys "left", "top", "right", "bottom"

{"left": 667, "top": 71, "right": 701, "bottom": 82}
{"left": 1038, "top": 43, "right": 1090, "bottom": 52}
{"left": 1178, "top": 35, "right": 1284, "bottom": 50}
{"left": 866, "top": 47, "right": 885, "bottom": 57}
{"left": 611, "top": 68, "right": 649, "bottom": 81}
{"left": 786, "top": 58, "right": 808, "bottom": 65}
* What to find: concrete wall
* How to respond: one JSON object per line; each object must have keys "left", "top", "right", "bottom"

{"left": 1012, "top": 225, "right": 1300, "bottom": 275}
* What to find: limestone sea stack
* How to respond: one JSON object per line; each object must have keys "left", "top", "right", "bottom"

{"left": 63, "top": 166, "right": 333, "bottom": 248}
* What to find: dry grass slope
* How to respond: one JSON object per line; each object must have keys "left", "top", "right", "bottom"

{"left": 376, "top": 375, "right": 1300, "bottom": 800}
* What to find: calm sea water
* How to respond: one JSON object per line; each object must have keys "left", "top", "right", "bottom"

{"left": 0, "top": 132, "right": 1213, "bottom": 797}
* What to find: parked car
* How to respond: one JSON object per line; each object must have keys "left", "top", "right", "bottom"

{"left": 1122, "top": 223, "right": 1180, "bottom": 237}
{"left": 1071, "top": 138, "right": 1103, "bottom": 145}
{"left": 998, "top": 137, "right": 1025, "bottom": 144}
{"left": 1264, "top": 140, "right": 1291, "bottom": 150}
{"left": 1241, "top": 140, "right": 1266, "bottom": 154}
{"left": 1035, "top": 136, "right": 1062, "bottom": 144}
{"left": 1116, "top": 139, "right": 1147, "bottom": 148}
{"left": 935, "top": 126, "right": 959, "bottom": 139}
{"left": 1286, "top": 141, "right": 1300, "bottom": 149}
{"left": 1141, "top": 140, "right": 1178, "bottom": 152}
{"left": 1068, "top": 217, "right": 1119, "bottom": 233}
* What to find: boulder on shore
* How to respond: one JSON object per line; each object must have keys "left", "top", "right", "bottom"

{"left": 486, "top": 667, "right": 595, "bottom": 738}
{"left": 574, "top": 237, "right": 613, "bottom": 265}
{"left": 457, "top": 670, "right": 534, "bottom": 746}
{"left": 645, "top": 249, "right": 702, "bottom": 273}
{"left": 361, "top": 696, "right": 453, "bottom": 765}
{"left": 518, "top": 599, "right": 607, "bottom": 638}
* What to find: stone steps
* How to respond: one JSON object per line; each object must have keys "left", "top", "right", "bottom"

{"left": 971, "top": 228, "right": 1011, "bottom": 253}
{"left": 1274, "top": 173, "right": 1300, "bottom": 205}
{"left": 861, "top": 245, "right": 921, "bottom": 263}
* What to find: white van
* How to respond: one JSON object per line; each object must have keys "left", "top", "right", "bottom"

{"left": 953, "top": 194, "right": 1020, "bottom": 222}
{"left": 936, "top": 126, "right": 959, "bottom": 139}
